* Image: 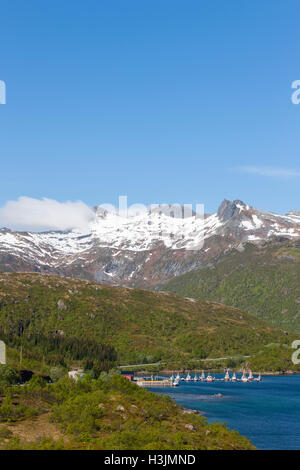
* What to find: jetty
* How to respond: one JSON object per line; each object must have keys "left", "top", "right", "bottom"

{"left": 135, "top": 375, "right": 179, "bottom": 388}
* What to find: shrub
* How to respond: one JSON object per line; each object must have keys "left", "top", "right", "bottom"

{"left": 52, "top": 390, "right": 104, "bottom": 437}
{"left": 49, "top": 366, "right": 66, "bottom": 382}
{"left": 0, "top": 391, "right": 37, "bottom": 423}
{"left": 0, "top": 425, "right": 13, "bottom": 439}
{"left": 0, "top": 365, "right": 19, "bottom": 386}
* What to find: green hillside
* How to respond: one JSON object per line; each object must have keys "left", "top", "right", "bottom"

{"left": 160, "top": 239, "right": 300, "bottom": 333}
{"left": 0, "top": 371, "right": 254, "bottom": 450}
{"left": 0, "top": 272, "right": 296, "bottom": 371}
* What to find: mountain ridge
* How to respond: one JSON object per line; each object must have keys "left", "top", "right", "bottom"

{"left": 1, "top": 199, "right": 300, "bottom": 286}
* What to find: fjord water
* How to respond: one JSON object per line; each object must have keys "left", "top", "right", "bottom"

{"left": 151, "top": 374, "right": 300, "bottom": 450}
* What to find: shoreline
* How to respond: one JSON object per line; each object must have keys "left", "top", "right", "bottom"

{"left": 135, "top": 368, "right": 300, "bottom": 377}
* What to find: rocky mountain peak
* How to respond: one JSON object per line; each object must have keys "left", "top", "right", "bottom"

{"left": 217, "top": 199, "right": 246, "bottom": 222}
{"left": 1, "top": 198, "right": 300, "bottom": 288}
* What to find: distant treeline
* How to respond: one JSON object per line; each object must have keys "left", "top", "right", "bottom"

{"left": 0, "top": 329, "right": 117, "bottom": 371}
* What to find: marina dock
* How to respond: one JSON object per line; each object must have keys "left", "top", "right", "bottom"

{"left": 133, "top": 371, "right": 261, "bottom": 387}
{"left": 135, "top": 378, "right": 176, "bottom": 388}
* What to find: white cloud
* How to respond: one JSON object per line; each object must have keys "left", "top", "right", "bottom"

{"left": 236, "top": 166, "right": 300, "bottom": 178}
{"left": 0, "top": 197, "right": 95, "bottom": 232}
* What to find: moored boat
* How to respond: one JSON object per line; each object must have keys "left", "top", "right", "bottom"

{"left": 224, "top": 370, "right": 230, "bottom": 381}
{"left": 231, "top": 372, "right": 237, "bottom": 381}
{"left": 206, "top": 374, "right": 214, "bottom": 382}
{"left": 248, "top": 370, "right": 253, "bottom": 381}
{"left": 172, "top": 377, "right": 180, "bottom": 386}
{"left": 241, "top": 370, "right": 248, "bottom": 382}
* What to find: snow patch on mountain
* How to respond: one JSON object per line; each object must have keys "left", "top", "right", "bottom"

{"left": 1, "top": 200, "right": 300, "bottom": 284}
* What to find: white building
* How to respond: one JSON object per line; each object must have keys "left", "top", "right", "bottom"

{"left": 68, "top": 369, "right": 84, "bottom": 381}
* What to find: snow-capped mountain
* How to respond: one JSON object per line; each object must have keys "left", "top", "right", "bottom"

{"left": 1, "top": 199, "right": 300, "bottom": 286}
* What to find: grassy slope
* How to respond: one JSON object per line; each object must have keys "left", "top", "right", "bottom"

{"left": 160, "top": 240, "right": 300, "bottom": 333}
{"left": 0, "top": 273, "right": 293, "bottom": 367}
{"left": 0, "top": 373, "right": 254, "bottom": 450}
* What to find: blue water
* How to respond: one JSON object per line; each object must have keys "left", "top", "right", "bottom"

{"left": 149, "top": 374, "right": 300, "bottom": 450}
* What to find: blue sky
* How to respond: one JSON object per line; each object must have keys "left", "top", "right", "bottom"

{"left": 0, "top": 0, "right": 300, "bottom": 217}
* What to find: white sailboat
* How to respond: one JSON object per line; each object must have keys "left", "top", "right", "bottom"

{"left": 172, "top": 377, "right": 180, "bottom": 386}
{"left": 231, "top": 372, "right": 237, "bottom": 381}
{"left": 248, "top": 370, "right": 253, "bottom": 381}
{"left": 185, "top": 372, "right": 191, "bottom": 381}
{"left": 255, "top": 373, "right": 262, "bottom": 382}
{"left": 194, "top": 374, "right": 198, "bottom": 381}
{"left": 224, "top": 370, "right": 230, "bottom": 381}
{"left": 201, "top": 370, "right": 205, "bottom": 381}
{"left": 241, "top": 370, "right": 248, "bottom": 382}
